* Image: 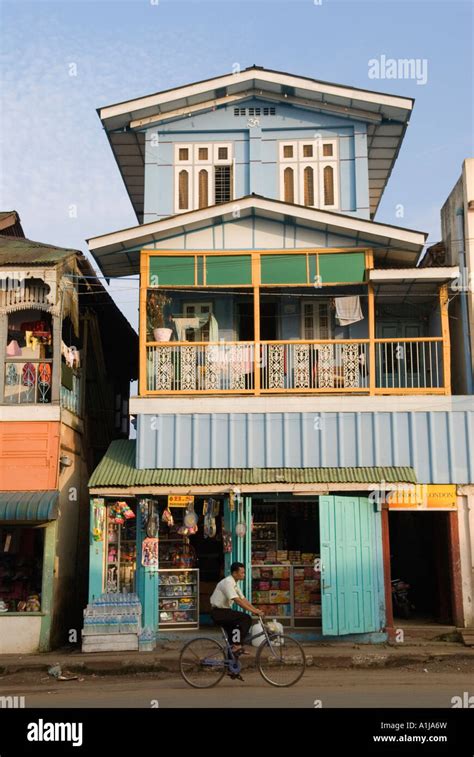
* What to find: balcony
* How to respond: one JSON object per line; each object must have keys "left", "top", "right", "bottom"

{"left": 145, "top": 337, "right": 446, "bottom": 395}
{"left": 4, "top": 359, "right": 53, "bottom": 404}
{"left": 140, "top": 248, "right": 452, "bottom": 397}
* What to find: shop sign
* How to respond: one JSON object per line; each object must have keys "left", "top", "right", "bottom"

{"left": 387, "top": 484, "right": 457, "bottom": 510}
{"left": 168, "top": 495, "right": 194, "bottom": 508}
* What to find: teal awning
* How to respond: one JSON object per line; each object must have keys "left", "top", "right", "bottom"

{"left": 0, "top": 491, "right": 59, "bottom": 521}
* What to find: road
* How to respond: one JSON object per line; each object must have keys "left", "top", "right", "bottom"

{"left": 0, "top": 663, "right": 472, "bottom": 708}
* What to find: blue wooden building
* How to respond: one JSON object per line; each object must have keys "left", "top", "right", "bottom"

{"left": 86, "top": 67, "right": 474, "bottom": 645}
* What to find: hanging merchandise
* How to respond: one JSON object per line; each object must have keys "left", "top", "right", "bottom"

{"left": 162, "top": 508, "right": 174, "bottom": 527}
{"left": 141, "top": 537, "right": 159, "bottom": 568}
{"left": 92, "top": 504, "right": 105, "bottom": 542}
{"left": 235, "top": 498, "right": 246, "bottom": 538}
{"left": 146, "top": 502, "right": 159, "bottom": 538}
{"left": 184, "top": 501, "right": 198, "bottom": 528}
{"left": 222, "top": 530, "right": 232, "bottom": 553}
{"left": 109, "top": 501, "right": 135, "bottom": 525}
{"left": 203, "top": 498, "right": 218, "bottom": 539}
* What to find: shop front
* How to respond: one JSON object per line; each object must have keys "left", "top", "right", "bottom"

{"left": 0, "top": 491, "right": 58, "bottom": 653}
{"left": 88, "top": 449, "right": 414, "bottom": 645}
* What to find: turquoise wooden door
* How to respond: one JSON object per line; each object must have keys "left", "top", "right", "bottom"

{"left": 320, "top": 496, "right": 378, "bottom": 635}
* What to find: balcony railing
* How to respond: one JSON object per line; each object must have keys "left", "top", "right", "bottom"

{"left": 144, "top": 337, "right": 447, "bottom": 395}
{"left": 60, "top": 372, "right": 82, "bottom": 415}
{"left": 4, "top": 359, "right": 53, "bottom": 404}
{"left": 374, "top": 337, "right": 444, "bottom": 391}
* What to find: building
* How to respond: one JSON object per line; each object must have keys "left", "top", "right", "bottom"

{"left": 0, "top": 214, "right": 138, "bottom": 652}
{"left": 86, "top": 67, "right": 474, "bottom": 644}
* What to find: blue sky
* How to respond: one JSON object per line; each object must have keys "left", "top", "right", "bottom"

{"left": 1, "top": 0, "right": 473, "bottom": 328}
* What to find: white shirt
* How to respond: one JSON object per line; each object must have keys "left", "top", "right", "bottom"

{"left": 210, "top": 575, "right": 244, "bottom": 609}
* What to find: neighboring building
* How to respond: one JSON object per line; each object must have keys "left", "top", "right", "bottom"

{"left": 422, "top": 158, "right": 474, "bottom": 396}
{"left": 0, "top": 216, "right": 138, "bottom": 652}
{"left": 87, "top": 67, "right": 474, "bottom": 645}
{"left": 421, "top": 158, "right": 474, "bottom": 632}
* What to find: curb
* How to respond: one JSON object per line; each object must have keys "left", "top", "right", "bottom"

{"left": 1, "top": 650, "right": 473, "bottom": 677}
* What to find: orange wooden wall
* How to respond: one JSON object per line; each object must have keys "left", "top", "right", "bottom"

{"left": 0, "top": 422, "right": 60, "bottom": 490}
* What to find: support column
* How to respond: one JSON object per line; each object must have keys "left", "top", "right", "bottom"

{"left": 0, "top": 311, "right": 8, "bottom": 401}
{"left": 381, "top": 504, "right": 395, "bottom": 639}
{"left": 252, "top": 253, "right": 260, "bottom": 396}
{"left": 368, "top": 283, "right": 375, "bottom": 395}
{"left": 136, "top": 500, "right": 159, "bottom": 633}
{"left": 52, "top": 313, "right": 61, "bottom": 403}
{"left": 39, "top": 521, "right": 58, "bottom": 652}
{"left": 89, "top": 497, "right": 105, "bottom": 602}
{"left": 439, "top": 283, "right": 451, "bottom": 394}
{"left": 447, "top": 510, "right": 464, "bottom": 627}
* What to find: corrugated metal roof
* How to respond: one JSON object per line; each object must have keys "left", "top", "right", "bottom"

{"left": 89, "top": 440, "right": 417, "bottom": 488}
{"left": 0, "top": 235, "right": 79, "bottom": 265}
{"left": 0, "top": 491, "right": 59, "bottom": 521}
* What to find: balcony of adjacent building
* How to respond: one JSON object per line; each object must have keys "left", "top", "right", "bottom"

{"left": 140, "top": 249, "right": 456, "bottom": 397}
{"left": 1, "top": 306, "right": 82, "bottom": 415}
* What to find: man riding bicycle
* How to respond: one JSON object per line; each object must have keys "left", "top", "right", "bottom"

{"left": 210, "top": 562, "right": 264, "bottom": 654}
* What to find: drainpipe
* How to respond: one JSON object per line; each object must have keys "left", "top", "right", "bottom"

{"left": 455, "top": 208, "right": 474, "bottom": 395}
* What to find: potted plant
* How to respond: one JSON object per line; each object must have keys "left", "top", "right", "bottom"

{"left": 147, "top": 291, "right": 173, "bottom": 341}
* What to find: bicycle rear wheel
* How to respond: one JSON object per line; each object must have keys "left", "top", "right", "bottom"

{"left": 179, "top": 637, "right": 227, "bottom": 688}
{"left": 256, "top": 634, "right": 306, "bottom": 687}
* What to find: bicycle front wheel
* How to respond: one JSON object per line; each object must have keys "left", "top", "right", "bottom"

{"left": 179, "top": 637, "right": 227, "bottom": 688}
{"left": 256, "top": 634, "right": 306, "bottom": 687}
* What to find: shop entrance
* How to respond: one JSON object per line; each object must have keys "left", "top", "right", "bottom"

{"left": 389, "top": 512, "right": 453, "bottom": 624}
{"left": 251, "top": 499, "right": 321, "bottom": 628}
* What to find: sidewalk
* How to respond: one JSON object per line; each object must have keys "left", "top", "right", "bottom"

{"left": 0, "top": 640, "right": 473, "bottom": 677}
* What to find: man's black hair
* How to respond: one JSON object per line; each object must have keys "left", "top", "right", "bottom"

{"left": 230, "top": 561, "right": 245, "bottom": 574}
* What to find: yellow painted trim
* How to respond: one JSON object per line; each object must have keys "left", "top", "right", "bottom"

{"left": 439, "top": 283, "right": 451, "bottom": 395}
{"left": 139, "top": 255, "right": 147, "bottom": 396}
{"left": 368, "top": 282, "right": 375, "bottom": 395}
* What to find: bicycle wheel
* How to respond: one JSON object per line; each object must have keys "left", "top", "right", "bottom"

{"left": 256, "top": 634, "right": 306, "bottom": 687}
{"left": 179, "top": 637, "right": 227, "bottom": 688}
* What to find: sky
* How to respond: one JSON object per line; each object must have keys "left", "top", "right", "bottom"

{"left": 1, "top": 0, "right": 473, "bottom": 330}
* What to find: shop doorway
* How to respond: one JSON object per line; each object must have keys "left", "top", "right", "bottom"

{"left": 389, "top": 512, "right": 453, "bottom": 624}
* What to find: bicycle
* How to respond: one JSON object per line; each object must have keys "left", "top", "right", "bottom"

{"left": 179, "top": 615, "right": 306, "bottom": 688}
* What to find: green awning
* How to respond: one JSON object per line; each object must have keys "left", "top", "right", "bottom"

{"left": 89, "top": 440, "right": 417, "bottom": 488}
{"left": 0, "top": 491, "right": 59, "bottom": 521}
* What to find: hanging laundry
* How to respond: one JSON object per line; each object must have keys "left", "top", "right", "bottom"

{"left": 335, "top": 296, "right": 364, "bottom": 326}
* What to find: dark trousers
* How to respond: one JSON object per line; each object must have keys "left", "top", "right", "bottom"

{"left": 210, "top": 607, "right": 252, "bottom": 646}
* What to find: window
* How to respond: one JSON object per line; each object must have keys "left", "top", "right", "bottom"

{"left": 303, "top": 166, "right": 314, "bottom": 207}
{"left": 0, "top": 526, "right": 44, "bottom": 612}
{"left": 182, "top": 302, "right": 213, "bottom": 342}
{"left": 175, "top": 143, "right": 233, "bottom": 212}
{"left": 284, "top": 167, "right": 295, "bottom": 204}
{"left": 198, "top": 169, "right": 209, "bottom": 209}
{"left": 323, "top": 165, "right": 335, "bottom": 206}
{"left": 302, "top": 301, "right": 331, "bottom": 340}
{"left": 279, "top": 138, "right": 339, "bottom": 209}
{"left": 215, "top": 165, "right": 232, "bottom": 204}
{"left": 178, "top": 170, "right": 189, "bottom": 210}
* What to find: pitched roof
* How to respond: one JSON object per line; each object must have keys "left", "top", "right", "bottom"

{"left": 0, "top": 234, "right": 79, "bottom": 265}
{"left": 97, "top": 65, "right": 414, "bottom": 221}
{"left": 87, "top": 194, "right": 427, "bottom": 278}
{"left": 89, "top": 439, "right": 417, "bottom": 489}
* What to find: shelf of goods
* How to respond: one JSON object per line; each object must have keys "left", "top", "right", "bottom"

{"left": 251, "top": 560, "right": 321, "bottom": 626}
{"left": 158, "top": 568, "right": 199, "bottom": 629}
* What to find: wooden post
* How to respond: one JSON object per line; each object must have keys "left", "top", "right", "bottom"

{"left": 381, "top": 504, "right": 395, "bottom": 639}
{"left": 447, "top": 510, "right": 464, "bottom": 627}
{"left": 439, "top": 283, "right": 451, "bottom": 394}
{"left": 368, "top": 282, "right": 376, "bottom": 395}
{"left": 0, "top": 312, "right": 8, "bottom": 402}
{"left": 252, "top": 253, "right": 261, "bottom": 396}
{"left": 139, "top": 252, "right": 147, "bottom": 397}
{"left": 51, "top": 313, "right": 62, "bottom": 403}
